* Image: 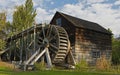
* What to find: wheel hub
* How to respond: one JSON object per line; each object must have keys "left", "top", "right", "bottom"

{"left": 43, "top": 38, "right": 49, "bottom": 47}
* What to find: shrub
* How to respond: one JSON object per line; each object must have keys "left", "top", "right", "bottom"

{"left": 96, "top": 55, "right": 111, "bottom": 71}
{"left": 75, "top": 58, "right": 88, "bottom": 71}
{"left": 34, "top": 61, "right": 46, "bottom": 71}
{"left": 112, "top": 38, "right": 120, "bottom": 65}
{"left": 0, "top": 39, "right": 6, "bottom": 50}
{"left": 111, "top": 65, "right": 120, "bottom": 73}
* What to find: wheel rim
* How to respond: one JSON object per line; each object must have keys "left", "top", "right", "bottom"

{"left": 38, "top": 25, "right": 70, "bottom": 63}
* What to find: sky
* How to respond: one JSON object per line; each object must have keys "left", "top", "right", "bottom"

{"left": 0, "top": 0, "right": 120, "bottom": 37}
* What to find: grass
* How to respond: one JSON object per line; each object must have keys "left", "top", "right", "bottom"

{"left": 0, "top": 66, "right": 14, "bottom": 75}
{"left": 0, "top": 70, "right": 117, "bottom": 75}
{"left": 0, "top": 62, "right": 14, "bottom": 72}
{"left": 0, "top": 61, "right": 119, "bottom": 75}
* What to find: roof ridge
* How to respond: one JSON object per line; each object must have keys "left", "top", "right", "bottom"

{"left": 57, "top": 11, "right": 111, "bottom": 35}
{"left": 58, "top": 12, "right": 80, "bottom": 27}
{"left": 58, "top": 11, "right": 100, "bottom": 26}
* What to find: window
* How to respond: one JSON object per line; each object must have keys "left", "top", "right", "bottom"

{"left": 106, "top": 51, "right": 111, "bottom": 59}
{"left": 56, "top": 18, "right": 61, "bottom": 26}
{"left": 92, "top": 51, "right": 100, "bottom": 58}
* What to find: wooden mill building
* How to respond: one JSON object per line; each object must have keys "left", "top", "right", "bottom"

{"left": 50, "top": 11, "right": 112, "bottom": 65}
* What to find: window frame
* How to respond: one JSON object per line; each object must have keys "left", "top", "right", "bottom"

{"left": 56, "top": 18, "right": 62, "bottom": 26}
{"left": 92, "top": 51, "right": 100, "bottom": 58}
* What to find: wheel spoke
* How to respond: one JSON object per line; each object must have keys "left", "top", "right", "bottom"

{"left": 39, "top": 45, "right": 43, "bottom": 48}
{"left": 47, "top": 26, "right": 53, "bottom": 39}
{"left": 49, "top": 47, "right": 56, "bottom": 54}
{"left": 42, "top": 25, "right": 45, "bottom": 38}
{"left": 38, "top": 40, "right": 42, "bottom": 44}
{"left": 38, "top": 37, "right": 43, "bottom": 41}
{"left": 49, "top": 34, "right": 57, "bottom": 42}
{"left": 49, "top": 43, "right": 58, "bottom": 50}
{"left": 46, "top": 25, "right": 50, "bottom": 37}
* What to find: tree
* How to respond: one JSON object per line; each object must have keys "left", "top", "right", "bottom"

{"left": 112, "top": 38, "right": 120, "bottom": 65}
{"left": 0, "top": 12, "right": 13, "bottom": 50}
{"left": 0, "top": 12, "right": 6, "bottom": 31}
{"left": 5, "top": 21, "right": 13, "bottom": 37}
{"left": 106, "top": 28, "right": 120, "bottom": 65}
{"left": 0, "top": 12, "right": 6, "bottom": 50}
{"left": 13, "top": 0, "right": 36, "bottom": 33}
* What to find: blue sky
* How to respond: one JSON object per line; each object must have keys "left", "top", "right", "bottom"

{"left": 0, "top": 0, "right": 120, "bottom": 36}
{"left": 40, "top": 0, "right": 78, "bottom": 10}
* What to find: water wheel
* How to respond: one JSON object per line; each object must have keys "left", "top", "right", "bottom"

{"left": 1, "top": 24, "right": 74, "bottom": 70}
{"left": 38, "top": 25, "right": 70, "bottom": 64}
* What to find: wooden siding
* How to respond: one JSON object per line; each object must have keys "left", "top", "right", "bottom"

{"left": 74, "top": 28, "right": 112, "bottom": 64}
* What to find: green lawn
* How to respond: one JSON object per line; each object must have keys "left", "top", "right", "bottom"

{"left": 0, "top": 70, "right": 118, "bottom": 75}
{"left": 0, "top": 66, "right": 119, "bottom": 75}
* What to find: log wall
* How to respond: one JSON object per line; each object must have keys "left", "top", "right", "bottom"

{"left": 74, "top": 28, "right": 112, "bottom": 65}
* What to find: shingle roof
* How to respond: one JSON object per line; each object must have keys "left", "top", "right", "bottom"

{"left": 54, "top": 11, "right": 111, "bottom": 35}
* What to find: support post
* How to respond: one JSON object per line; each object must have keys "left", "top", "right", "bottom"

{"left": 9, "top": 37, "right": 12, "bottom": 61}
{"left": 20, "top": 31, "right": 23, "bottom": 64}
{"left": 14, "top": 39, "right": 16, "bottom": 61}
{"left": 25, "top": 48, "right": 40, "bottom": 65}
{"left": 69, "top": 50, "right": 76, "bottom": 65}
{"left": 30, "top": 48, "right": 46, "bottom": 65}
{"left": 34, "top": 22, "right": 36, "bottom": 52}
{"left": 45, "top": 48, "right": 52, "bottom": 68}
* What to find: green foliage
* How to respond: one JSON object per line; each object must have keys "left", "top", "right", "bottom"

{"left": 107, "top": 28, "right": 112, "bottom": 33}
{"left": 0, "top": 12, "right": 6, "bottom": 31}
{"left": 0, "top": 12, "right": 7, "bottom": 50}
{"left": 0, "top": 12, "right": 6, "bottom": 38}
{"left": 111, "top": 65, "right": 120, "bottom": 73}
{"left": 75, "top": 59, "right": 88, "bottom": 70}
{"left": 13, "top": 0, "right": 36, "bottom": 33}
{"left": 34, "top": 61, "right": 46, "bottom": 71}
{"left": 0, "top": 12, "right": 13, "bottom": 37}
{"left": 5, "top": 21, "right": 14, "bottom": 37}
{"left": 112, "top": 38, "right": 120, "bottom": 65}
{"left": 0, "top": 39, "right": 6, "bottom": 50}
{"left": 106, "top": 28, "right": 120, "bottom": 65}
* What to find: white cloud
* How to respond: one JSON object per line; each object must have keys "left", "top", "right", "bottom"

{"left": 114, "top": 0, "right": 120, "bottom": 5}
{"left": 0, "top": 0, "right": 25, "bottom": 23}
{"left": 0, "top": 0, "right": 44, "bottom": 21}
{"left": 49, "top": 8, "right": 59, "bottom": 13}
{"left": 36, "top": 7, "right": 53, "bottom": 23}
{"left": 60, "top": 1, "right": 120, "bottom": 36}
{"left": 86, "top": 0, "right": 105, "bottom": 4}
{"left": 50, "top": 2, "right": 54, "bottom": 5}
{"left": 78, "top": 0, "right": 106, "bottom": 4}
{"left": 45, "top": 0, "right": 51, "bottom": 2}
{"left": 0, "top": 0, "right": 25, "bottom": 9}
{"left": 33, "top": 0, "right": 43, "bottom": 7}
